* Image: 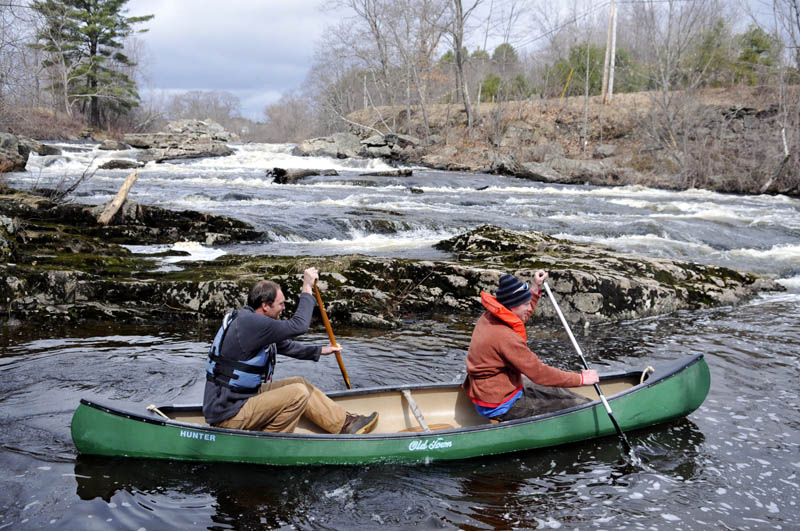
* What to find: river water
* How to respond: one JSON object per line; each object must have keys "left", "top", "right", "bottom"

{"left": 1, "top": 142, "right": 799, "bottom": 529}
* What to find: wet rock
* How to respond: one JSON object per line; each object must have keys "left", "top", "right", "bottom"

{"left": 99, "top": 159, "right": 145, "bottom": 170}
{"left": 99, "top": 140, "right": 129, "bottom": 151}
{"left": 361, "top": 145, "right": 392, "bottom": 158}
{"left": 268, "top": 168, "right": 339, "bottom": 184}
{"left": 0, "top": 214, "right": 18, "bottom": 262}
{"left": 0, "top": 133, "right": 29, "bottom": 172}
{"left": 348, "top": 312, "right": 395, "bottom": 329}
{"left": 37, "top": 143, "right": 62, "bottom": 156}
{"left": 0, "top": 193, "right": 783, "bottom": 329}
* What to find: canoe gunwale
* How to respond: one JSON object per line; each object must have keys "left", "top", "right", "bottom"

{"left": 75, "top": 354, "right": 706, "bottom": 441}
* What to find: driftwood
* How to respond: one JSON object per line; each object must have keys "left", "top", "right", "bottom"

{"left": 97, "top": 170, "right": 138, "bottom": 225}
{"left": 361, "top": 169, "right": 413, "bottom": 177}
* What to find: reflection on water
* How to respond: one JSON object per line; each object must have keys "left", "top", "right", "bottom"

{"left": 1, "top": 292, "right": 798, "bottom": 528}
{"left": 70, "top": 418, "right": 708, "bottom": 530}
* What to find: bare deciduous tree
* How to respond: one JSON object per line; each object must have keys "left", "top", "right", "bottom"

{"left": 447, "top": 0, "right": 483, "bottom": 128}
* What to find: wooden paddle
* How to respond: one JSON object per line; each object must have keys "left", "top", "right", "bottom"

{"left": 313, "top": 281, "right": 351, "bottom": 389}
{"left": 542, "top": 281, "right": 634, "bottom": 455}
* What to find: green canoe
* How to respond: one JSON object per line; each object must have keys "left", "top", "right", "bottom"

{"left": 71, "top": 354, "right": 710, "bottom": 466}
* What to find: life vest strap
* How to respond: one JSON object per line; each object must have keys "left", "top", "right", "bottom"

{"left": 205, "top": 373, "right": 260, "bottom": 394}
{"left": 208, "top": 351, "right": 270, "bottom": 375}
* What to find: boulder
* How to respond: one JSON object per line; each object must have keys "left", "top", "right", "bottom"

{"left": 138, "top": 143, "right": 234, "bottom": 163}
{"left": 518, "top": 161, "right": 568, "bottom": 183}
{"left": 481, "top": 151, "right": 525, "bottom": 175}
{"left": 124, "top": 119, "right": 237, "bottom": 163}
{"left": 292, "top": 132, "right": 363, "bottom": 159}
{"left": 361, "top": 145, "right": 392, "bottom": 158}
{"left": 99, "top": 140, "right": 129, "bottom": 151}
{"left": 384, "top": 133, "right": 420, "bottom": 149}
{"left": 0, "top": 133, "right": 29, "bottom": 172}
{"left": 38, "top": 144, "right": 62, "bottom": 156}
{"left": 163, "top": 119, "right": 239, "bottom": 142}
{"left": 99, "top": 159, "right": 145, "bottom": 170}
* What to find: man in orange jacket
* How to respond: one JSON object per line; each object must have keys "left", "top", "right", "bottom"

{"left": 463, "top": 271, "right": 599, "bottom": 421}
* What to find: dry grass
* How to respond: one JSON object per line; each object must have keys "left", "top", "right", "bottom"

{"left": 347, "top": 85, "right": 800, "bottom": 195}
{"left": 0, "top": 106, "right": 87, "bottom": 140}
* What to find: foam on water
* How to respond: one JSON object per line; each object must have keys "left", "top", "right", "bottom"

{"left": 728, "top": 243, "right": 800, "bottom": 262}
{"left": 122, "top": 242, "right": 226, "bottom": 262}
{"left": 554, "top": 232, "right": 718, "bottom": 256}
{"left": 278, "top": 227, "right": 457, "bottom": 253}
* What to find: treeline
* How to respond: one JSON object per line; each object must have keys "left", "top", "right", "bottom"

{"left": 271, "top": 0, "right": 799, "bottom": 142}
{"left": 1, "top": 0, "right": 799, "bottom": 147}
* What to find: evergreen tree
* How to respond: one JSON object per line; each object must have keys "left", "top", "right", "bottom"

{"left": 491, "top": 43, "right": 518, "bottom": 72}
{"left": 32, "top": 0, "right": 153, "bottom": 128}
{"left": 553, "top": 42, "right": 604, "bottom": 97}
{"left": 735, "top": 25, "right": 779, "bottom": 85}
{"left": 688, "top": 18, "right": 735, "bottom": 88}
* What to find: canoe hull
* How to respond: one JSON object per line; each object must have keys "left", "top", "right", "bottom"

{"left": 71, "top": 354, "right": 710, "bottom": 465}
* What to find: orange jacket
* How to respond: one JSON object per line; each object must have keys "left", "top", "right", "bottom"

{"left": 463, "top": 289, "right": 581, "bottom": 407}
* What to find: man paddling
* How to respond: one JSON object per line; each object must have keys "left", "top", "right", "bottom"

{"left": 463, "top": 271, "right": 598, "bottom": 421}
{"left": 203, "top": 267, "right": 378, "bottom": 434}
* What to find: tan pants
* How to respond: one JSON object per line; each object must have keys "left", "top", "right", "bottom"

{"left": 216, "top": 376, "right": 347, "bottom": 433}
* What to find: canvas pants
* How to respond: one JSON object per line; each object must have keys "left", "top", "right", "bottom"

{"left": 495, "top": 377, "right": 591, "bottom": 422}
{"left": 215, "top": 376, "right": 347, "bottom": 433}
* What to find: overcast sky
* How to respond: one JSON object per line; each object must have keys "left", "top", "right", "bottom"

{"left": 126, "top": 1, "right": 330, "bottom": 120}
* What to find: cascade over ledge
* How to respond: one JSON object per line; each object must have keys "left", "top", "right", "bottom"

{"left": 0, "top": 190, "right": 783, "bottom": 328}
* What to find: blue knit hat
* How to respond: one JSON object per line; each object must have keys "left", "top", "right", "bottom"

{"left": 496, "top": 274, "right": 532, "bottom": 309}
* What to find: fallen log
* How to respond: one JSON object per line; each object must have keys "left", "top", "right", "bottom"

{"left": 361, "top": 169, "right": 413, "bottom": 177}
{"left": 97, "top": 170, "right": 138, "bottom": 225}
{"left": 268, "top": 168, "right": 339, "bottom": 184}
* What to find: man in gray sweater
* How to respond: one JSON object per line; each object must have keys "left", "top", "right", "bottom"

{"left": 203, "top": 267, "right": 378, "bottom": 434}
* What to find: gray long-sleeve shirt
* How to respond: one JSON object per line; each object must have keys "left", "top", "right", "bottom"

{"left": 202, "top": 292, "right": 321, "bottom": 425}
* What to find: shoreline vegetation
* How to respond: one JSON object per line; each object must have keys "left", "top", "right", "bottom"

{"left": 343, "top": 86, "right": 800, "bottom": 198}
{"left": 3, "top": 87, "right": 799, "bottom": 198}
{"left": 0, "top": 187, "right": 784, "bottom": 329}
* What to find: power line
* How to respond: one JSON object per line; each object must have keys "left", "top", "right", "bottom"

{"left": 513, "top": 1, "right": 611, "bottom": 50}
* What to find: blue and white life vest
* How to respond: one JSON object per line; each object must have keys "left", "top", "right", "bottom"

{"left": 205, "top": 311, "right": 277, "bottom": 393}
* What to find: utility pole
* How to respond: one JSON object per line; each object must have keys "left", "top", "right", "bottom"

{"left": 601, "top": 0, "right": 617, "bottom": 104}
{"left": 607, "top": 0, "right": 617, "bottom": 104}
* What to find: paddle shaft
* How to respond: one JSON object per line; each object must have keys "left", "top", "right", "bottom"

{"left": 313, "top": 282, "right": 352, "bottom": 389}
{"left": 542, "top": 281, "right": 633, "bottom": 453}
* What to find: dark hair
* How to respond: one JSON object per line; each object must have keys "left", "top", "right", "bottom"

{"left": 248, "top": 280, "right": 281, "bottom": 308}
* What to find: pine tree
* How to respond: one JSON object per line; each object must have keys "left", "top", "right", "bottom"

{"left": 31, "top": 0, "right": 153, "bottom": 128}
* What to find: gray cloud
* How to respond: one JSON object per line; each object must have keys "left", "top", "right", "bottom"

{"left": 127, "top": 0, "right": 327, "bottom": 119}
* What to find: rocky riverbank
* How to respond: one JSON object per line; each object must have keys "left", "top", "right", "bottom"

{"left": 0, "top": 189, "right": 783, "bottom": 329}
{"left": 336, "top": 87, "right": 800, "bottom": 198}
